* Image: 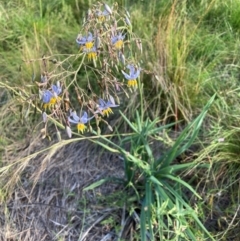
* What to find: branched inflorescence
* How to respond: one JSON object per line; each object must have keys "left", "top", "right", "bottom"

{"left": 36, "top": 2, "right": 143, "bottom": 138}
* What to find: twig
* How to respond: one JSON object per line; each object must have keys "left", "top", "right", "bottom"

{"left": 78, "top": 213, "right": 110, "bottom": 241}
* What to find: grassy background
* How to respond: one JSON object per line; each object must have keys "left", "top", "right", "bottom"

{"left": 0, "top": 0, "right": 240, "bottom": 240}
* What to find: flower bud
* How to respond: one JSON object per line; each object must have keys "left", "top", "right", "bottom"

{"left": 66, "top": 126, "right": 72, "bottom": 138}
{"left": 42, "top": 112, "right": 47, "bottom": 123}
{"left": 104, "top": 3, "right": 112, "bottom": 15}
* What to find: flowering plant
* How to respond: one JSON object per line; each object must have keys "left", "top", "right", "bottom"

{"left": 29, "top": 2, "right": 143, "bottom": 139}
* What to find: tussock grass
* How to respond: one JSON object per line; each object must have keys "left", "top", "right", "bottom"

{"left": 0, "top": 0, "right": 240, "bottom": 240}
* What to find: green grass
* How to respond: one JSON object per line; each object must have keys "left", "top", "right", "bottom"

{"left": 0, "top": 0, "right": 240, "bottom": 240}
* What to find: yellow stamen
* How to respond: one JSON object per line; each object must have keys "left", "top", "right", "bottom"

{"left": 77, "top": 123, "right": 87, "bottom": 134}
{"left": 98, "top": 16, "right": 105, "bottom": 22}
{"left": 49, "top": 97, "right": 57, "bottom": 105}
{"left": 127, "top": 79, "right": 137, "bottom": 88}
{"left": 43, "top": 103, "right": 49, "bottom": 109}
{"left": 114, "top": 40, "right": 123, "bottom": 49}
{"left": 102, "top": 108, "right": 113, "bottom": 117}
{"left": 43, "top": 97, "right": 61, "bottom": 109}
{"left": 87, "top": 51, "right": 97, "bottom": 61}
{"left": 85, "top": 42, "right": 94, "bottom": 49}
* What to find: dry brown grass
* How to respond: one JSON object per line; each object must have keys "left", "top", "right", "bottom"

{"left": 0, "top": 131, "right": 128, "bottom": 241}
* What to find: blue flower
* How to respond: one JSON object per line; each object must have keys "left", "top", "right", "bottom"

{"left": 96, "top": 9, "right": 110, "bottom": 21}
{"left": 68, "top": 111, "right": 93, "bottom": 133}
{"left": 122, "top": 64, "right": 141, "bottom": 88}
{"left": 52, "top": 83, "right": 62, "bottom": 97}
{"left": 42, "top": 90, "right": 53, "bottom": 104}
{"left": 42, "top": 83, "right": 62, "bottom": 109}
{"left": 83, "top": 46, "right": 97, "bottom": 61}
{"left": 95, "top": 97, "right": 119, "bottom": 117}
{"left": 76, "top": 32, "right": 94, "bottom": 49}
{"left": 111, "top": 33, "right": 125, "bottom": 49}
